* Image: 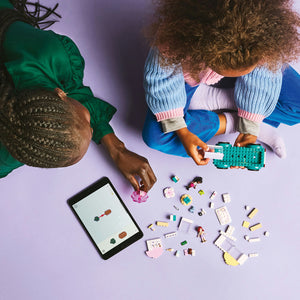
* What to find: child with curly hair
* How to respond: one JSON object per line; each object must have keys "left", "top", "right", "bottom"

{"left": 143, "top": 0, "right": 300, "bottom": 165}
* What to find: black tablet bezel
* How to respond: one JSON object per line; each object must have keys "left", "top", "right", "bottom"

{"left": 67, "top": 177, "right": 143, "bottom": 260}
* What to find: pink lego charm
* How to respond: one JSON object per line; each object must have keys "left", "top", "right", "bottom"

{"left": 131, "top": 190, "right": 149, "bottom": 203}
{"left": 163, "top": 187, "right": 175, "bottom": 198}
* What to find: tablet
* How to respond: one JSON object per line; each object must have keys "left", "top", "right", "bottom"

{"left": 68, "top": 177, "right": 143, "bottom": 260}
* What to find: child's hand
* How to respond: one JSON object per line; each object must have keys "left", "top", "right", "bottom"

{"left": 176, "top": 128, "right": 210, "bottom": 166}
{"left": 234, "top": 133, "right": 257, "bottom": 147}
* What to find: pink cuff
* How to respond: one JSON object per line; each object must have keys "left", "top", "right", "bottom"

{"left": 238, "top": 109, "right": 265, "bottom": 123}
{"left": 155, "top": 108, "right": 184, "bottom": 122}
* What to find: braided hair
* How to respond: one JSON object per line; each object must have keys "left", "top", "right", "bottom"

{"left": 0, "top": 1, "right": 86, "bottom": 168}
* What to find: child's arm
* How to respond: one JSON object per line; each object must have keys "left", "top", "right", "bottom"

{"left": 234, "top": 66, "right": 282, "bottom": 146}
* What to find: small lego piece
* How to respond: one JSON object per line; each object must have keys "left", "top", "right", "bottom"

{"left": 166, "top": 248, "right": 174, "bottom": 252}
{"left": 181, "top": 240, "right": 187, "bottom": 246}
{"left": 184, "top": 249, "right": 189, "bottom": 256}
{"left": 173, "top": 205, "right": 179, "bottom": 211}
{"left": 222, "top": 193, "right": 231, "bottom": 203}
{"left": 131, "top": 190, "right": 149, "bottom": 203}
{"left": 197, "top": 226, "right": 207, "bottom": 243}
{"left": 164, "top": 231, "right": 177, "bottom": 238}
{"left": 205, "top": 145, "right": 224, "bottom": 160}
{"left": 175, "top": 250, "right": 180, "bottom": 257}
{"left": 209, "top": 202, "right": 215, "bottom": 209}
{"left": 171, "top": 175, "right": 180, "bottom": 183}
{"left": 198, "top": 208, "right": 207, "bottom": 216}
{"left": 247, "top": 208, "right": 258, "bottom": 219}
{"left": 264, "top": 231, "right": 270, "bottom": 237}
{"left": 242, "top": 221, "right": 250, "bottom": 228}
{"left": 178, "top": 217, "right": 194, "bottom": 232}
{"left": 180, "top": 194, "right": 193, "bottom": 206}
{"left": 244, "top": 235, "right": 250, "bottom": 241}
{"left": 225, "top": 225, "right": 235, "bottom": 236}
{"left": 198, "top": 189, "right": 205, "bottom": 196}
{"left": 188, "top": 206, "right": 195, "bottom": 213}
{"left": 186, "top": 177, "right": 203, "bottom": 190}
{"left": 215, "top": 206, "right": 232, "bottom": 225}
{"left": 248, "top": 253, "right": 259, "bottom": 258}
{"left": 245, "top": 205, "right": 250, "bottom": 210}
{"left": 191, "top": 249, "right": 196, "bottom": 256}
{"left": 169, "top": 214, "right": 177, "bottom": 221}
{"left": 220, "top": 231, "right": 237, "bottom": 241}
{"left": 156, "top": 221, "right": 169, "bottom": 227}
{"left": 163, "top": 187, "right": 175, "bottom": 198}
{"left": 210, "top": 191, "right": 217, "bottom": 200}
{"left": 188, "top": 248, "right": 193, "bottom": 255}
{"left": 145, "top": 238, "right": 164, "bottom": 258}
{"left": 249, "top": 223, "right": 262, "bottom": 231}
{"left": 248, "top": 237, "right": 261, "bottom": 243}
{"left": 147, "top": 224, "right": 155, "bottom": 231}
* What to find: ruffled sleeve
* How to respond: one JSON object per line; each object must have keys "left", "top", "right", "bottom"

{"left": 56, "top": 34, "right": 117, "bottom": 143}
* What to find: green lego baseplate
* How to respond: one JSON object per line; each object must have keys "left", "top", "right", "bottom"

{"left": 212, "top": 142, "right": 266, "bottom": 171}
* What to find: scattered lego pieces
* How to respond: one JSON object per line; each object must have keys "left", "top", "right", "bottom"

{"left": 173, "top": 205, "right": 179, "bottom": 211}
{"left": 131, "top": 190, "right": 149, "bottom": 203}
{"left": 164, "top": 232, "right": 177, "bottom": 238}
{"left": 242, "top": 221, "right": 250, "bottom": 228}
{"left": 163, "top": 187, "right": 175, "bottom": 198}
{"left": 197, "top": 226, "right": 207, "bottom": 243}
{"left": 156, "top": 221, "right": 169, "bottom": 227}
{"left": 178, "top": 217, "right": 194, "bottom": 232}
{"left": 215, "top": 206, "right": 232, "bottom": 225}
{"left": 198, "top": 208, "right": 207, "bottom": 216}
{"left": 145, "top": 238, "right": 164, "bottom": 259}
{"left": 188, "top": 206, "right": 195, "bottom": 213}
{"left": 210, "top": 191, "right": 217, "bottom": 200}
{"left": 180, "top": 194, "right": 193, "bottom": 206}
{"left": 264, "top": 231, "right": 270, "bottom": 237}
{"left": 249, "top": 223, "right": 262, "bottom": 231}
{"left": 222, "top": 193, "right": 231, "bottom": 203}
{"left": 175, "top": 250, "right": 180, "bottom": 257}
{"left": 186, "top": 177, "right": 203, "bottom": 190}
{"left": 171, "top": 175, "right": 180, "bottom": 183}
{"left": 198, "top": 189, "right": 205, "bottom": 196}
{"left": 148, "top": 224, "right": 155, "bottom": 231}
{"left": 248, "top": 237, "right": 261, "bottom": 243}
{"left": 248, "top": 253, "right": 259, "bottom": 258}
{"left": 181, "top": 240, "right": 187, "bottom": 246}
{"left": 247, "top": 208, "right": 258, "bottom": 219}
{"left": 209, "top": 202, "right": 215, "bottom": 209}
{"left": 169, "top": 214, "right": 177, "bottom": 221}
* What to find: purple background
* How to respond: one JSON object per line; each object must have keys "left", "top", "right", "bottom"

{"left": 1, "top": 1, "right": 300, "bottom": 299}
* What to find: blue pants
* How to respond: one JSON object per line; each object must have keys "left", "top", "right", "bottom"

{"left": 142, "top": 65, "right": 300, "bottom": 157}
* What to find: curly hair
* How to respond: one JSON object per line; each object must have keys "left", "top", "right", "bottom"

{"left": 146, "top": 0, "right": 300, "bottom": 76}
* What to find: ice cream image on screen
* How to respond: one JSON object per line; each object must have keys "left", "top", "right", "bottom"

{"left": 94, "top": 209, "right": 112, "bottom": 221}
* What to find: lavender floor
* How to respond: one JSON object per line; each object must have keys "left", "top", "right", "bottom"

{"left": 1, "top": 1, "right": 300, "bottom": 299}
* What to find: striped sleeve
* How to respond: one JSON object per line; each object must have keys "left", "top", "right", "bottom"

{"left": 144, "top": 47, "right": 187, "bottom": 122}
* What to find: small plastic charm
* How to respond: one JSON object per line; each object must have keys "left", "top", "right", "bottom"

{"left": 163, "top": 187, "right": 175, "bottom": 198}
{"left": 186, "top": 177, "right": 203, "bottom": 190}
{"left": 171, "top": 175, "right": 180, "bottom": 183}
{"left": 197, "top": 226, "right": 207, "bottom": 243}
{"left": 131, "top": 190, "right": 149, "bottom": 203}
{"left": 180, "top": 194, "right": 193, "bottom": 206}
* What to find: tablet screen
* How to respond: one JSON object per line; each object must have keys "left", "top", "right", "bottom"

{"left": 69, "top": 178, "right": 142, "bottom": 259}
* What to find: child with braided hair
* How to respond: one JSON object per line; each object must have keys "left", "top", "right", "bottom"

{"left": 143, "top": 0, "right": 300, "bottom": 166}
{"left": 0, "top": 0, "right": 156, "bottom": 191}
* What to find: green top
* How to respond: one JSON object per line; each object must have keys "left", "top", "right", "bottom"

{"left": 0, "top": 0, "right": 117, "bottom": 178}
